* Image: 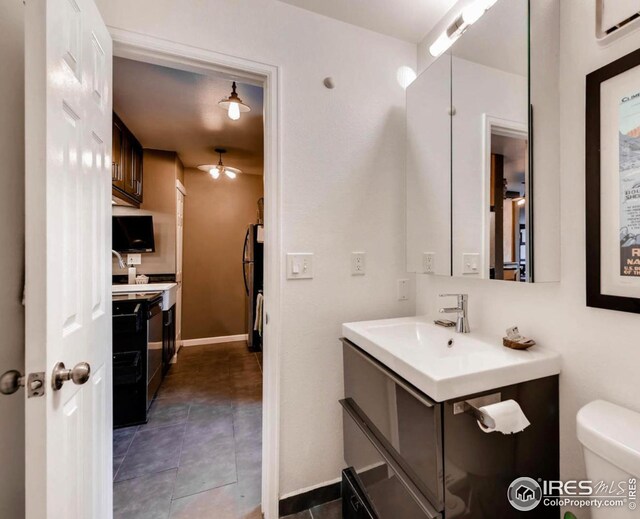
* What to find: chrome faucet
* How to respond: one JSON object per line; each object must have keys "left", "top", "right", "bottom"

{"left": 112, "top": 250, "right": 126, "bottom": 269}
{"left": 439, "top": 294, "right": 470, "bottom": 333}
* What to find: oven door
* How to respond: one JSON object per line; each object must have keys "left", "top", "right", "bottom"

{"left": 342, "top": 339, "right": 444, "bottom": 512}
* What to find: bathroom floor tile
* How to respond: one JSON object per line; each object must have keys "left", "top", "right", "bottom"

{"left": 310, "top": 499, "right": 342, "bottom": 519}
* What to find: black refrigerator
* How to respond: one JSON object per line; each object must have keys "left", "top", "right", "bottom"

{"left": 243, "top": 224, "right": 263, "bottom": 352}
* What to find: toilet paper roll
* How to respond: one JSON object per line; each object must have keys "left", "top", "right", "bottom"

{"left": 477, "top": 399, "right": 530, "bottom": 434}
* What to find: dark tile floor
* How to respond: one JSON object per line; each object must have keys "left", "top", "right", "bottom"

{"left": 281, "top": 499, "right": 342, "bottom": 519}
{"left": 113, "top": 341, "right": 263, "bottom": 519}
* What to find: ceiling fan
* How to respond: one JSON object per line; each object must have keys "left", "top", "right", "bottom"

{"left": 197, "top": 148, "right": 242, "bottom": 180}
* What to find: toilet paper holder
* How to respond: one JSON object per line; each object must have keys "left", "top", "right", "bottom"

{"left": 452, "top": 392, "right": 502, "bottom": 429}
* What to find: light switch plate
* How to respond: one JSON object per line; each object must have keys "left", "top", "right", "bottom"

{"left": 423, "top": 252, "right": 435, "bottom": 274}
{"left": 127, "top": 253, "right": 142, "bottom": 266}
{"left": 397, "top": 279, "right": 409, "bottom": 301}
{"left": 351, "top": 252, "right": 366, "bottom": 275}
{"left": 286, "top": 253, "right": 314, "bottom": 279}
{"left": 462, "top": 253, "right": 480, "bottom": 275}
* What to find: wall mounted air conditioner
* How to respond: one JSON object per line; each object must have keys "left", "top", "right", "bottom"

{"left": 597, "top": 0, "right": 640, "bottom": 42}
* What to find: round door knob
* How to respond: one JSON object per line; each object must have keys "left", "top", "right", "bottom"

{"left": 51, "top": 362, "right": 91, "bottom": 391}
{"left": 0, "top": 370, "right": 24, "bottom": 395}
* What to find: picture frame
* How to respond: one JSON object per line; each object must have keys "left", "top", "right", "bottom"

{"left": 586, "top": 48, "right": 640, "bottom": 313}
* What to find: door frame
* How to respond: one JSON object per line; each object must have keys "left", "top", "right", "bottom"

{"left": 109, "top": 28, "right": 282, "bottom": 519}
{"left": 481, "top": 114, "right": 529, "bottom": 281}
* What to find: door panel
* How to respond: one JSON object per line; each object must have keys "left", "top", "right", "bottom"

{"left": 25, "top": 0, "right": 113, "bottom": 517}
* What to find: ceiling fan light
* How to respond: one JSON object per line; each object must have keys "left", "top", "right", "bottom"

{"left": 225, "top": 169, "right": 237, "bottom": 179}
{"left": 210, "top": 167, "right": 220, "bottom": 179}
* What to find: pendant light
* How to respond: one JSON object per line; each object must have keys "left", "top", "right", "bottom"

{"left": 218, "top": 81, "right": 251, "bottom": 121}
{"left": 197, "top": 148, "right": 242, "bottom": 180}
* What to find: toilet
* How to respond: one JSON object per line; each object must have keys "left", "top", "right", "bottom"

{"left": 577, "top": 400, "right": 640, "bottom": 518}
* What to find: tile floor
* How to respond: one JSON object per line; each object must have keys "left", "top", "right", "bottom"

{"left": 113, "top": 341, "right": 263, "bottom": 519}
{"left": 281, "top": 499, "right": 342, "bottom": 519}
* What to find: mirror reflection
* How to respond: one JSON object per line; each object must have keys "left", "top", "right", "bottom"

{"left": 406, "top": 0, "right": 530, "bottom": 282}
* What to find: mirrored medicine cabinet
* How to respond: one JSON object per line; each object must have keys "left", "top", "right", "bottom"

{"left": 406, "top": 0, "right": 561, "bottom": 282}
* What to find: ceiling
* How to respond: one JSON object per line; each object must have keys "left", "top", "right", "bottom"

{"left": 277, "top": 0, "right": 458, "bottom": 43}
{"left": 113, "top": 57, "right": 264, "bottom": 175}
{"left": 492, "top": 134, "right": 526, "bottom": 191}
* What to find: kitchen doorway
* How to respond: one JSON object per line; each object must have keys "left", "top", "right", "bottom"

{"left": 110, "top": 31, "right": 281, "bottom": 519}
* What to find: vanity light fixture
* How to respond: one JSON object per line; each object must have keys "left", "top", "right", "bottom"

{"left": 197, "top": 148, "right": 242, "bottom": 180}
{"left": 429, "top": 0, "right": 498, "bottom": 57}
{"left": 218, "top": 81, "right": 251, "bottom": 121}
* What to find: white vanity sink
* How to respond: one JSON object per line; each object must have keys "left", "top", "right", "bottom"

{"left": 342, "top": 316, "right": 561, "bottom": 402}
{"left": 112, "top": 283, "right": 177, "bottom": 310}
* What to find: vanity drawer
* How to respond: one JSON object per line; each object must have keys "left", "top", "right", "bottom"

{"left": 341, "top": 398, "right": 441, "bottom": 519}
{"left": 342, "top": 340, "right": 444, "bottom": 510}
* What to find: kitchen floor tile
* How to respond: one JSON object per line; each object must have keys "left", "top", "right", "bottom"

{"left": 115, "top": 423, "right": 186, "bottom": 482}
{"left": 173, "top": 447, "right": 238, "bottom": 499}
{"left": 143, "top": 400, "right": 190, "bottom": 429}
{"left": 113, "top": 341, "right": 263, "bottom": 517}
{"left": 114, "top": 469, "right": 176, "bottom": 519}
{"left": 113, "top": 426, "right": 137, "bottom": 457}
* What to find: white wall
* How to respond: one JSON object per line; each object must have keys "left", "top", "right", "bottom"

{"left": 416, "top": 0, "right": 640, "bottom": 507}
{"left": 0, "top": 1, "right": 25, "bottom": 517}
{"left": 451, "top": 56, "right": 527, "bottom": 277}
{"left": 95, "top": 0, "right": 417, "bottom": 496}
{"left": 406, "top": 55, "right": 451, "bottom": 276}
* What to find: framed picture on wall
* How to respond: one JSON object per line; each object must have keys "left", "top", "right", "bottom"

{"left": 586, "top": 48, "right": 640, "bottom": 313}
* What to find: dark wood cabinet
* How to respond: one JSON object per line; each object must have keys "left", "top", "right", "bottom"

{"left": 112, "top": 112, "right": 143, "bottom": 206}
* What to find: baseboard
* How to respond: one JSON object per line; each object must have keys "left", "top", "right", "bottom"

{"left": 181, "top": 334, "right": 248, "bottom": 347}
{"left": 278, "top": 477, "right": 341, "bottom": 517}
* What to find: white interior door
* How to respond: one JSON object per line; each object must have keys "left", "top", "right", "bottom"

{"left": 176, "top": 185, "right": 185, "bottom": 350}
{"left": 25, "top": 0, "right": 113, "bottom": 517}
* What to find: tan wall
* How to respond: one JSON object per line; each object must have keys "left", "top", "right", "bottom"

{"left": 113, "top": 149, "right": 182, "bottom": 275}
{"left": 182, "top": 168, "right": 263, "bottom": 339}
{"left": 0, "top": 1, "right": 25, "bottom": 516}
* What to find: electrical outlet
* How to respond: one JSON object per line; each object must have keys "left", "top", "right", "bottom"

{"left": 286, "top": 253, "right": 314, "bottom": 279}
{"left": 127, "top": 253, "right": 142, "bottom": 266}
{"left": 462, "top": 253, "right": 480, "bottom": 275}
{"left": 397, "top": 279, "right": 409, "bottom": 301}
{"left": 351, "top": 252, "right": 366, "bottom": 275}
{"left": 423, "top": 252, "right": 435, "bottom": 274}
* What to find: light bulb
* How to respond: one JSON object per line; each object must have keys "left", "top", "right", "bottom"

{"left": 517, "top": 198, "right": 525, "bottom": 206}
{"left": 225, "top": 170, "right": 236, "bottom": 179}
{"left": 210, "top": 167, "right": 220, "bottom": 179}
{"left": 462, "top": 0, "right": 498, "bottom": 25}
{"left": 228, "top": 102, "right": 241, "bottom": 121}
{"left": 429, "top": 32, "right": 454, "bottom": 57}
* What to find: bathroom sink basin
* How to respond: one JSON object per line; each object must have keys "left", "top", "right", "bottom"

{"left": 342, "top": 316, "right": 561, "bottom": 401}
{"left": 112, "top": 283, "right": 177, "bottom": 310}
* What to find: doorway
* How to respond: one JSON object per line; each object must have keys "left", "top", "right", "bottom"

{"left": 110, "top": 31, "right": 281, "bottom": 519}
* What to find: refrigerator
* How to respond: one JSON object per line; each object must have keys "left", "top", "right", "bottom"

{"left": 243, "top": 224, "right": 264, "bottom": 352}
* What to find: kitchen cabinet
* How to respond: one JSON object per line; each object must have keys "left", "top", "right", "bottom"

{"left": 112, "top": 112, "right": 143, "bottom": 206}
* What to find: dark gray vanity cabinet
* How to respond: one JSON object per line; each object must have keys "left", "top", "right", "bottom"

{"left": 340, "top": 339, "right": 559, "bottom": 519}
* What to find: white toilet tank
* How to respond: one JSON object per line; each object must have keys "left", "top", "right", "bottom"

{"left": 577, "top": 400, "right": 640, "bottom": 518}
